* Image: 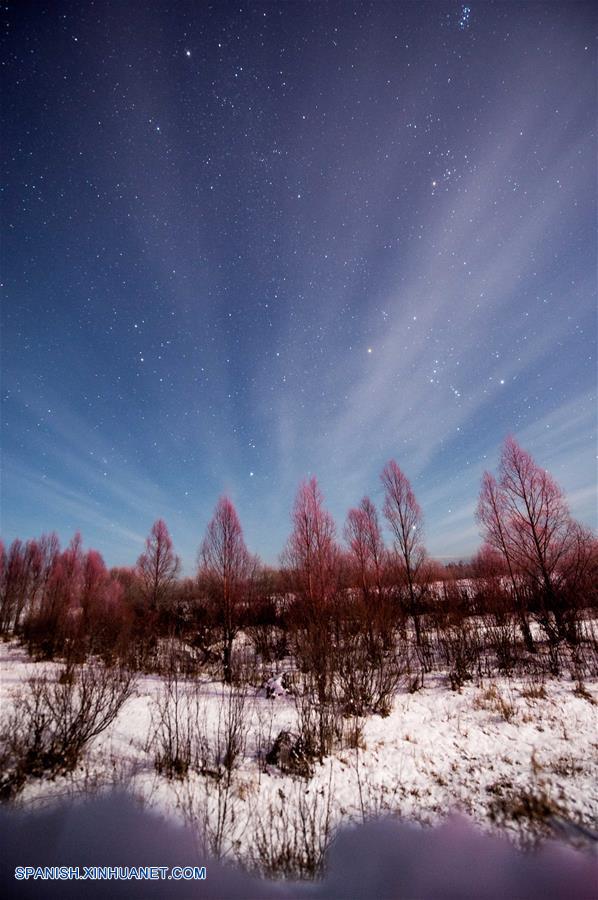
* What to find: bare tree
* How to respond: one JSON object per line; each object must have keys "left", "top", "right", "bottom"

{"left": 282, "top": 477, "right": 339, "bottom": 608}
{"left": 78, "top": 550, "right": 130, "bottom": 661}
{"left": 0, "top": 538, "right": 50, "bottom": 635}
{"left": 137, "top": 519, "right": 180, "bottom": 612}
{"left": 477, "top": 471, "right": 535, "bottom": 651}
{"left": 198, "top": 497, "right": 251, "bottom": 684}
{"left": 381, "top": 461, "right": 426, "bottom": 644}
{"left": 344, "top": 496, "right": 385, "bottom": 602}
{"left": 282, "top": 479, "right": 342, "bottom": 757}
{"left": 344, "top": 496, "right": 396, "bottom": 668}
{"left": 478, "top": 436, "right": 588, "bottom": 644}
{"left": 560, "top": 522, "right": 598, "bottom": 620}
{"left": 22, "top": 533, "right": 84, "bottom": 660}
{"left": 0, "top": 540, "right": 26, "bottom": 634}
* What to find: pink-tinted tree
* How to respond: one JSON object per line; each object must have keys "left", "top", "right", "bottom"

{"left": 0, "top": 539, "right": 26, "bottom": 634}
{"left": 477, "top": 436, "right": 589, "bottom": 644}
{"left": 476, "top": 471, "right": 535, "bottom": 650}
{"left": 109, "top": 565, "right": 149, "bottom": 666}
{"left": 499, "top": 438, "right": 573, "bottom": 586}
{"left": 18, "top": 533, "right": 60, "bottom": 640}
{"left": 281, "top": 479, "right": 343, "bottom": 758}
{"left": 344, "top": 496, "right": 385, "bottom": 602}
{"left": 38, "top": 532, "right": 60, "bottom": 571}
{"left": 198, "top": 497, "right": 251, "bottom": 683}
{"left": 381, "top": 460, "right": 426, "bottom": 643}
{"left": 23, "top": 533, "right": 84, "bottom": 659}
{"left": 137, "top": 519, "right": 180, "bottom": 612}
{"left": 0, "top": 538, "right": 51, "bottom": 635}
{"left": 471, "top": 543, "right": 510, "bottom": 611}
{"left": 282, "top": 477, "right": 339, "bottom": 608}
{"left": 561, "top": 523, "right": 598, "bottom": 596}
{"left": 82, "top": 550, "right": 108, "bottom": 606}
{"left": 79, "top": 550, "right": 129, "bottom": 661}
{"left": 80, "top": 549, "right": 109, "bottom": 649}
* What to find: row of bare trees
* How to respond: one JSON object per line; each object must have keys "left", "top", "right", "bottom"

{"left": 0, "top": 532, "right": 131, "bottom": 662}
{"left": 1, "top": 438, "right": 596, "bottom": 675}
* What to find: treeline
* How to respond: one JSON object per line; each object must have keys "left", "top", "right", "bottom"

{"left": 1, "top": 437, "right": 596, "bottom": 682}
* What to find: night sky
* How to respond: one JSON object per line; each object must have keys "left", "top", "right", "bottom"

{"left": 2, "top": 1, "right": 596, "bottom": 570}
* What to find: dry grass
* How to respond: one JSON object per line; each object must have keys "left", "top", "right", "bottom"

{"left": 474, "top": 684, "right": 516, "bottom": 722}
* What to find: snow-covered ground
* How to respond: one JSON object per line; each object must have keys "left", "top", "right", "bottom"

{"left": 1, "top": 639, "right": 597, "bottom": 868}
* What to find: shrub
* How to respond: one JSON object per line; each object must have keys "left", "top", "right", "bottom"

{"left": 150, "top": 667, "right": 195, "bottom": 778}
{"left": 249, "top": 773, "right": 334, "bottom": 879}
{"left": 0, "top": 662, "right": 135, "bottom": 800}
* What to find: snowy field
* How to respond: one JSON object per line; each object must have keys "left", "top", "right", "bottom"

{"left": 1, "top": 636, "right": 596, "bottom": 874}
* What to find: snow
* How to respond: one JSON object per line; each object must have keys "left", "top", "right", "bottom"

{"left": 1, "top": 639, "right": 596, "bottom": 863}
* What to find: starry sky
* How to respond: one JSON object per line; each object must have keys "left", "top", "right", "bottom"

{"left": 2, "top": 1, "right": 596, "bottom": 570}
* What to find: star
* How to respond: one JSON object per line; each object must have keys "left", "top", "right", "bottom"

{"left": 3, "top": 0, "right": 593, "bottom": 576}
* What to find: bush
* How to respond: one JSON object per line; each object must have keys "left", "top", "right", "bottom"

{"left": 337, "top": 630, "right": 405, "bottom": 717}
{"left": 150, "top": 667, "right": 195, "bottom": 779}
{"left": 249, "top": 773, "right": 334, "bottom": 879}
{"left": 0, "top": 662, "right": 135, "bottom": 801}
{"left": 438, "top": 621, "right": 481, "bottom": 690}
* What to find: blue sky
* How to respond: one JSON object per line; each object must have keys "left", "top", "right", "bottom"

{"left": 2, "top": 1, "right": 596, "bottom": 571}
